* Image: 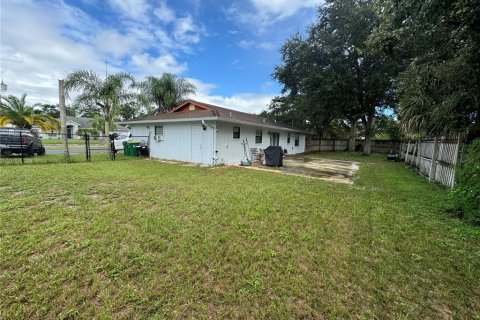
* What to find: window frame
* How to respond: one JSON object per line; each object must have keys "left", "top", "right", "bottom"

{"left": 255, "top": 129, "right": 262, "bottom": 144}
{"left": 233, "top": 126, "right": 240, "bottom": 139}
{"left": 294, "top": 133, "right": 300, "bottom": 146}
{"left": 287, "top": 132, "right": 291, "bottom": 144}
{"left": 155, "top": 125, "right": 164, "bottom": 136}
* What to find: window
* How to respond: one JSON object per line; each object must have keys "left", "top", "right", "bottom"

{"left": 233, "top": 126, "right": 240, "bottom": 139}
{"left": 295, "top": 134, "right": 300, "bottom": 146}
{"left": 155, "top": 125, "right": 163, "bottom": 136}
{"left": 255, "top": 129, "right": 262, "bottom": 143}
{"left": 287, "top": 132, "right": 291, "bottom": 144}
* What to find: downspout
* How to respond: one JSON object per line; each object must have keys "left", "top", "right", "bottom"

{"left": 202, "top": 120, "right": 218, "bottom": 165}
{"left": 213, "top": 121, "right": 218, "bottom": 165}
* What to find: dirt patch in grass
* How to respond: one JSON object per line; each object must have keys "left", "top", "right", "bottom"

{"left": 246, "top": 156, "right": 359, "bottom": 184}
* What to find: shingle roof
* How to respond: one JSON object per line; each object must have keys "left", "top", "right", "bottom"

{"left": 66, "top": 116, "right": 93, "bottom": 128}
{"left": 125, "top": 100, "right": 303, "bottom": 132}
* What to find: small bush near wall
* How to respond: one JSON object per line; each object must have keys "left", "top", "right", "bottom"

{"left": 452, "top": 139, "right": 480, "bottom": 224}
{"left": 77, "top": 129, "right": 99, "bottom": 138}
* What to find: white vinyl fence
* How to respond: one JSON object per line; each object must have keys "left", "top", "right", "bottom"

{"left": 400, "top": 136, "right": 463, "bottom": 188}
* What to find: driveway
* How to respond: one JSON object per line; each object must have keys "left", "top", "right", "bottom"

{"left": 247, "top": 155, "right": 359, "bottom": 184}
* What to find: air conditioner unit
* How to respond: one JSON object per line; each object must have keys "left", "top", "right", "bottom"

{"left": 154, "top": 135, "right": 164, "bottom": 141}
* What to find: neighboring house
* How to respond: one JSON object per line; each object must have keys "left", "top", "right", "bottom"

{"left": 34, "top": 116, "right": 94, "bottom": 139}
{"left": 64, "top": 116, "right": 94, "bottom": 138}
{"left": 36, "top": 116, "right": 129, "bottom": 139}
{"left": 121, "top": 100, "right": 306, "bottom": 165}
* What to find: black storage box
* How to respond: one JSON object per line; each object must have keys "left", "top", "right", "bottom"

{"left": 264, "top": 146, "right": 283, "bottom": 167}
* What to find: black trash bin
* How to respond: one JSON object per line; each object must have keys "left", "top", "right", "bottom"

{"left": 264, "top": 146, "right": 283, "bottom": 167}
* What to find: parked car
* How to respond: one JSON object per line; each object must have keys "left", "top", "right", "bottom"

{"left": 112, "top": 132, "right": 132, "bottom": 150}
{"left": 0, "top": 128, "right": 45, "bottom": 157}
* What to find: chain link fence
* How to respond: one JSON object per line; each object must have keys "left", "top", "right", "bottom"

{"left": 0, "top": 128, "right": 149, "bottom": 165}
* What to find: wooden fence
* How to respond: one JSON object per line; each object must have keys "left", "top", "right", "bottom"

{"left": 305, "top": 135, "right": 464, "bottom": 188}
{"left": 305, "top": 137, "right": 401, "bottom": 153}
{"left": 400, "top": 137, "right": 462, "bottom": 188}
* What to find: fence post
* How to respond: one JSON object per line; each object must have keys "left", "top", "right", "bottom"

{"left": 88, "top": 134, "right": 91, "bottom": 161}
{"left": 428, "top": 136, "right": 439, "bottom": 182}
{"left": 84, "top": 133, "right": 89, "bottom": 161}
{"left": 19, "top": 132, "right": 24, "bottom": 164}
{"left": 450, "top": 134, "right": 462, "bottom": 189}
{"left": 405, "top": 140, "right": 411, "bottom": 164}
{"left": 111, "top": 136, "right": 116, "bottom": 161}
{"left": 415, "top": 139, "right": 421, "bottom": 168}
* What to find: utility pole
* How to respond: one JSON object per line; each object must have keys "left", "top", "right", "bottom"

{"left": 59, "top": 79, "right": 70, "bottom": 161}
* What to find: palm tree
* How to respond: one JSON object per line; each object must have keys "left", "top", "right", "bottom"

{"left": 64, "top": 69, "right": 135, "bottom": 135}
{"left": 0, "top": 94, "right": 59, "bottom": 131}
{"left": 139, "top": 73, "right": 196, "bottom": 114}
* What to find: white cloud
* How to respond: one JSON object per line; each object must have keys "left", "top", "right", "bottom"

{"left": 238, "top": 40, "right": 255, "bottom": 49}
{"left": 130, "top": 53, "right": 187, "bottom": 75}
{"left": 258, "top": 42, "right": 275, "bottom": 50}
{"left": 154, "top": 1, "right": 176, "bottom": 23}
{"left": 0, "top": 0, "right": 273, "bottom": 115}
{"left": 186, "top": 79, "right": 273, "bottom": 114}
{"left": 250, "top": 0, "right": 318, "bottom": 19}
{"left": 173, "top": 15, "right": 204, "bottom": 44}
{"left": 93, "top": 30, "right": 146, "bottom": 58}
{"left": 238, "top": 40, "right": 276, "bottom": 50}
{"left": 198, "top": 93, "right": 274, "bottom": 114}
{"left": 227, "top": 0, "right": 320, "bottom": 32}
{"left": 107, "top": 0, "right": 150, "bottom": 21}
{"left": 0, "top": 0, "right": 106, "bottom": 105}
{"left": 0, "top": 0, "right": 196, "bottom": 106}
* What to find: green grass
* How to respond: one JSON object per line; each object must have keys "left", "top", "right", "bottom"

{"left": 41, "top": 138, "right": 88, "bottom": 145}
{"left": 1, "top": 153, "right": 479, "bottom": 319}
{"left": 0, "top": 153, "right": 132, "bottom": 165}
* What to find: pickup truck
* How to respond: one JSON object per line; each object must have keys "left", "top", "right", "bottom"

{"left": 0, "top": 128, "right": 46, "bottom": 157}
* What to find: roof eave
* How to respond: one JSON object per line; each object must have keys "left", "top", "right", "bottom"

{"left": 119, "top": 117, "right": 219, "bottom": 125}
{"left": 217, "top": 118, "right": 306, "bottom": 133}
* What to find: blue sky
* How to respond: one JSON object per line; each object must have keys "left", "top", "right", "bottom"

{"left": 0, "top": 0, "right": 320, "bottom": 113}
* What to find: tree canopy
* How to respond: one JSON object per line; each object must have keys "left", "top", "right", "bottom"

{"left": 271, "top": 0, "right": 395, "bottom": 154}
{"left": 138, "top": 74, "right": 196, "bottom": 114}
{"left": 0, "top": 94, "right": 59, "bottom": 131}
{"left": 371, "top": 0, "right": 480, "bottom": 136}
{"left": 64, "top": 70, "right": 136, "bottom": 134}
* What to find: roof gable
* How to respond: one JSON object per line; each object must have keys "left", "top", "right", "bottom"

{"left": 170, "top": 101, "right": 211, "bottom": 113}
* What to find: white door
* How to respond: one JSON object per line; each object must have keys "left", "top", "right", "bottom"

{"left": 269, "top": 132, "right": 280, "bottom": 146}
{"left": 190, "top": 125, "right": 204, "bottom": 164}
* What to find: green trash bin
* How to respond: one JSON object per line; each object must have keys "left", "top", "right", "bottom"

{"left": 128, "top": 142, "right": 140, "bottom": 157}
{"left": 122, "top": 141, "right": 128, "bottom": 156}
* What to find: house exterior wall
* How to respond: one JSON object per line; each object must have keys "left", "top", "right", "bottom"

{"left": 129, "top": 120, "right": 305, "bottom": 165}
{"left": 65, "top": 121, "right": 80, "bottom": 137}
{"left": 129, "top": 121, "right": 216, "bottom": 165}
{"left": 215, "top": 121, "right": 306, "bottom": 164}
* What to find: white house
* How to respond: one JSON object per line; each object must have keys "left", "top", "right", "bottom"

{"left": 35, "top": 116, "right": 94, "bottom": 139}
{"left": 122, "top": 100, "right": 306, "bottom": 165}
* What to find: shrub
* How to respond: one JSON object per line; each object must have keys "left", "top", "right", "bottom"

{"left": 452, "top": 138, "right": 480, "bottom": 224}
{"left": 77, "top": 128, "right": 99, "bottom": 137}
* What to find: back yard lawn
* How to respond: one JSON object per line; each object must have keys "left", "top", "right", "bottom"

{"left": 1, "top": 153, "right": 479, "bottom": 319}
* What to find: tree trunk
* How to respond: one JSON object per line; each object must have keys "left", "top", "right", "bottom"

{"left": 104, "top": 119, "right": 110, "bottom": 138}
{"left": 347, "top": 119, "right": 357, "bottom": 152}
{"left": 58, "top": 80, "right": 70, "bottom": 162}
{"left": 363, "top": 116, "right": 374, "bottom": 156}
{"left": 317, "top": 127, "right": 324, "bottom": 152}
